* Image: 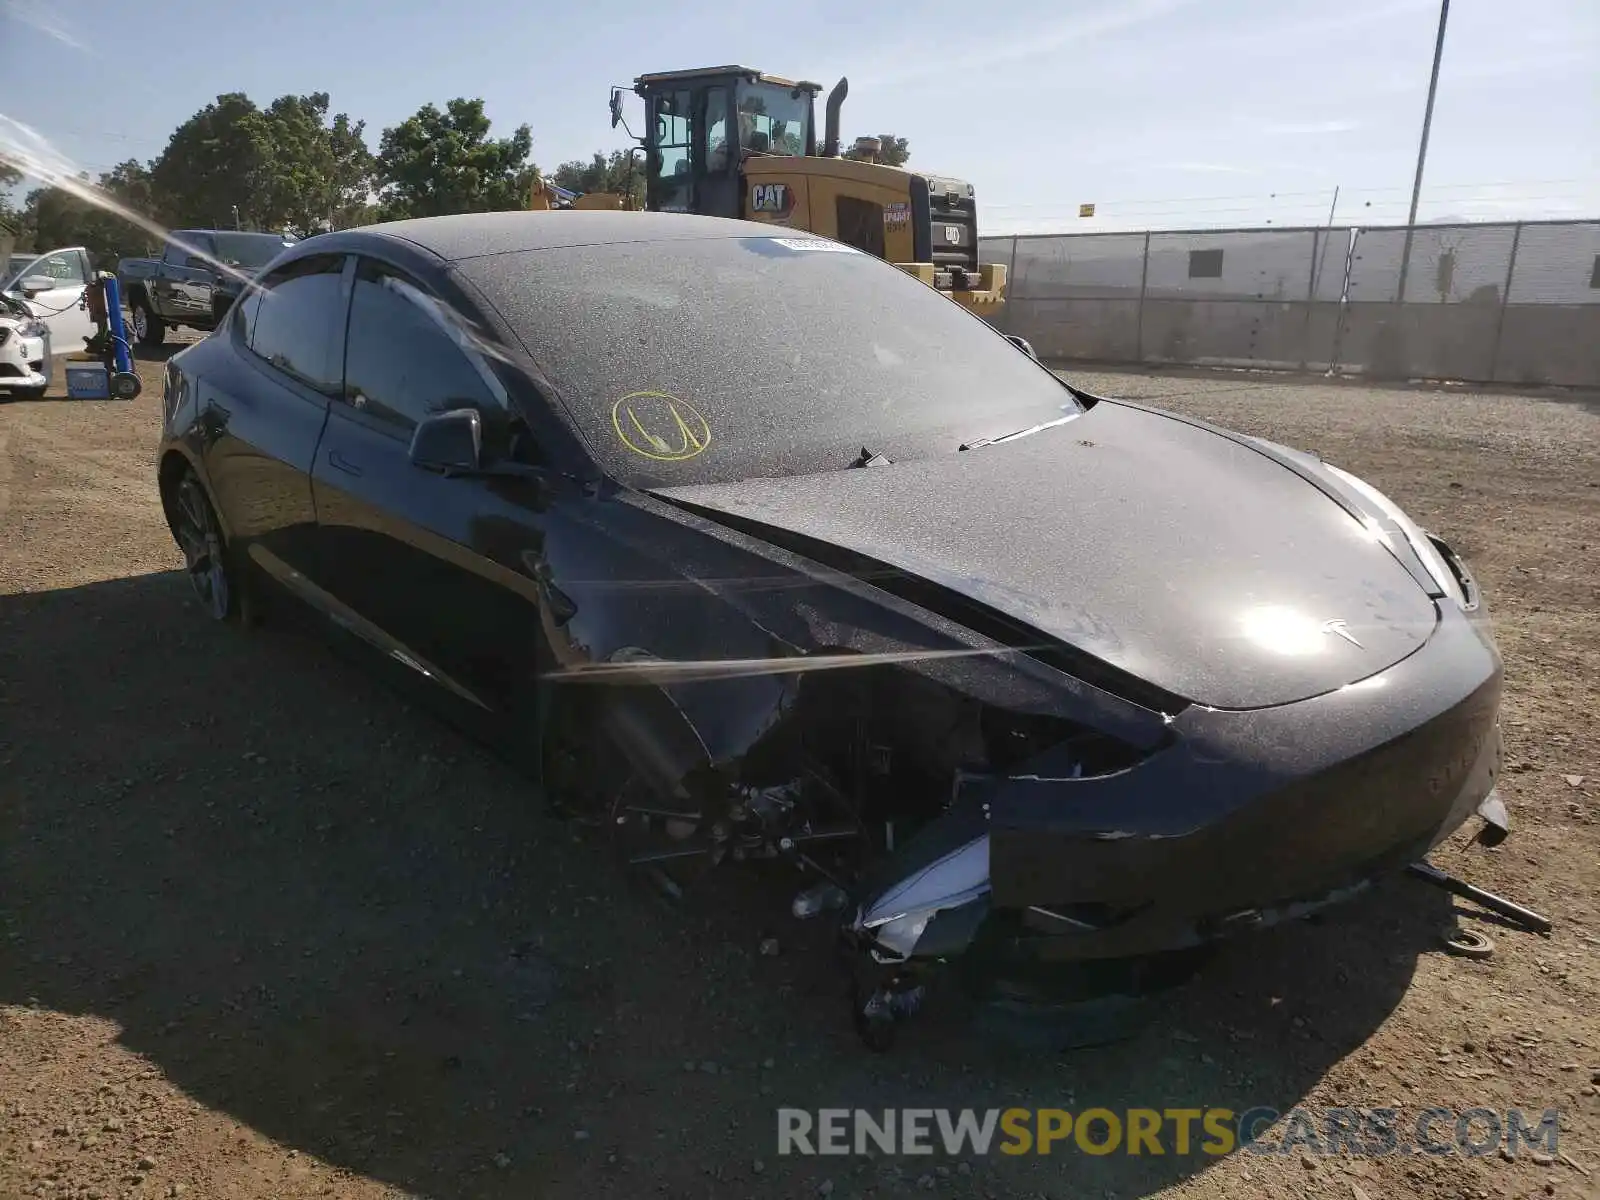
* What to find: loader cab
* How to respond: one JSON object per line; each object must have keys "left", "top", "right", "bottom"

{"left": 631, "top": 66, "right": 820, "bottom": 219}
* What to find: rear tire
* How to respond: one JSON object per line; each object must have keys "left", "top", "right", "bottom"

{"left": 131, "top": 297, "right": 165, "bottom": 347}
{"left": 169, "top": 468, "right": 258, "bottom": 627}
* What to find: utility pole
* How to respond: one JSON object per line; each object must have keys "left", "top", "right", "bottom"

{"left": 1397, "top": 0, "right": 1450, "bottom": 304}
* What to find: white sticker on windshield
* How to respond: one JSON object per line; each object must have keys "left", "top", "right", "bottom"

{"left": 769, "top": 238, "right": 862, "bottom": 253}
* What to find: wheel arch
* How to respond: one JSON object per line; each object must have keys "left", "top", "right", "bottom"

{"left": 157, "top": 447, "right": 226, "bottom": 544}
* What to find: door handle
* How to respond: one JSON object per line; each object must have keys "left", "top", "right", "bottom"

{"left": 327, "top": 448, "right": 363, "bottom": 478}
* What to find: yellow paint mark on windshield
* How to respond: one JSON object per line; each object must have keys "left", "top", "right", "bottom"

{"left": 612, "top": 392, "right": 712, "bottom": 462}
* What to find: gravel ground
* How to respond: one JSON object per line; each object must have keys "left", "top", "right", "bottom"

{"left": 2, "top": 349, "right": 1597, "bottom": 1200}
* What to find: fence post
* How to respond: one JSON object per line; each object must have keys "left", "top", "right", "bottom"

{"left": 1487, "top": 222, "right": 1521, "bottom": 384}
{"left": 1135, "top": 231, "right": 1151, "bottom": 363}
{"left": 1328, "top": 228, "right": 1359, "bottom": 375}
{"left": 1299, "top": 229, "right": 1321, "bottom": 371}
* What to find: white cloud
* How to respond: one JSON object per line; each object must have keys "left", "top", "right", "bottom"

{"left": 1262, "top": 120, "right": 1360, "bottom": 136}
{"left": 1157, "top": 161, "right": 1260, "bottom": 174}
{"left": 2, "top": 0, "right": 89, "bottom": 51}
{"left": 847, "top": 0, "right": 1203, "bottom": 87}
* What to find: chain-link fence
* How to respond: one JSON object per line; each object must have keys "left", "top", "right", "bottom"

{"left": 982, "top": 218, "right": 1600, "bottom": 387}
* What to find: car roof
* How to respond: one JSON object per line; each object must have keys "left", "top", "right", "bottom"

{"left": 346, "top": 211, "right": 796, "bottom": 264}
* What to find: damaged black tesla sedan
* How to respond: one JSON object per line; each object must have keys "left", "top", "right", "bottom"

{"left": 156, "top": 211, "right": 1505, "bottom": 1046}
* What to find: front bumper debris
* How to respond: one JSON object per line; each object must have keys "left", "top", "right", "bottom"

{"left": 840, "top": 609, "right": 1514, "bottom": 1049}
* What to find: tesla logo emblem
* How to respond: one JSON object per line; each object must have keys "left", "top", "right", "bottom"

{"left": 1322, "top": 619, "right": 1364, "bottom": 648}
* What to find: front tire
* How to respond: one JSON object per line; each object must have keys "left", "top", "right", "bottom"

{"left": 130, "top": 297, "right": 165, "bottom": 347}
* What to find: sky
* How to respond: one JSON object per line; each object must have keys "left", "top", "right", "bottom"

{"left": 2, "top": 0, "right": 1596, "bottom": 235}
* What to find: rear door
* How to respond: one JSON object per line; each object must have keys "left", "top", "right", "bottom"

{"left": 309, "top": 254, "right": 553, "bottom": 723}
{"left": 200, "top": 252, "right": 350, "bottom": 588}
{"left": 5, "top": 247, "right": 94, "bottom": 353}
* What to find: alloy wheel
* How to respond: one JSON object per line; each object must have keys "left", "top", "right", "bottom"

{"left": 173, "top": 473, "right": 232, "bottom": 620}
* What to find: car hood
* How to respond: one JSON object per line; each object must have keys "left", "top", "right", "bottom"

{"left": 647, "top": 399, "right": 1439, "bottom": 711}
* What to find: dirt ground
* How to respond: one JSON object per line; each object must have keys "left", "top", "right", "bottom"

{"left": 2, "top": 347, "right": 1597, "bottom": 1200}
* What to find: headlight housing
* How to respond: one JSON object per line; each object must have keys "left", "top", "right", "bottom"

{"left": 1322, "top": 463, "right": 1465, "bottom": 606}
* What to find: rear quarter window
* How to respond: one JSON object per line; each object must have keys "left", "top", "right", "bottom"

{"left": 244, "top": 254, "right": 348, "bottom": 394}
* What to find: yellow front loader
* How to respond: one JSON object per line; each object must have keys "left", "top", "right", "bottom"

{"left": 531, "top": 65, "right": 1005, "bottom": 315}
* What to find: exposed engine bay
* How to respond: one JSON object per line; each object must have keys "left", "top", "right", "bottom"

{"left": 551, "top": 657, "right": 1188, "bottom": 1048}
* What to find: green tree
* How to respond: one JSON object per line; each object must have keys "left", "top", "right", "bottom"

{"left": 17, "top": 183, "right": 142, "bottom": 265}
{"left": 845, "top": 133, "right": 910, "bottom": 167}
{"left": 1, "top": 162, "right": 22, "bottom": 230}
{"left": 259, "top": 93, "right": 375, "bottom": 234}
{"left": 20, "top": 178, "right": 95, "bottom": 249}
{"left": 550, "top": 149, "right": 643, "bottom": 207}
{"left": 326, "top": 112, "right": 379, "bottom": 228}
{"left": 11, "top": 160, "right": 161, "bottom": 265}
{"left": 149, "top": 92, "right": 375, "bottom": 235}
{"left": 375, "top": 98, "right": 536, "bottom": 219}
{"left": 150, "top": 93, "right": 278, "bottom": 230}
{"left": 94, "top": 159, "right": 163, "bottom": 258}
{"left": 99, "top": 159, "right": 156, "bottom": 215}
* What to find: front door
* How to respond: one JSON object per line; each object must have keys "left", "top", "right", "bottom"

{"left": 646, "top": 84, "right": 740, "bottom": 219}
{"left": 694, "top": 85, "right": 741, "bottom": 219}
{"left": 6, "top": 247, "right": 94, "bottom": 354}
{"left": 308, "top": 255, "right": 554, "bottom": 732}
{"left": 647, "top": 88, "right": 696, "bottom": 213}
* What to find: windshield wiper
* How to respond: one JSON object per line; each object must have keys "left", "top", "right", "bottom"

{"left": 851, "top": 447, "right": 893, "bottom": 468}
{"left": 958, "top": 412, "right": 1077, "bottom": 452}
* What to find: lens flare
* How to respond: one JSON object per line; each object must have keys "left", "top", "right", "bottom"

{"left": 0, "top": 113, "right": 263, "bottom": 294}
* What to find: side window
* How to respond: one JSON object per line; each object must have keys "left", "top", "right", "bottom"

{"left": 245, "top": 254, "right": 348, "bottom": 394}
{"left": 162, "top": 239, "right": 189, "bottom": 267}
{"left": 704, "top": 86, "right": 730, "bottom": 174}
{"left": 342, "top": 259, "right": 500, "bottom": 433}
{"left": 183, "top": 236, "right": 216, "bottom": 269}
{"left": 33, "top": 252, "right": 86, "bottom": 283}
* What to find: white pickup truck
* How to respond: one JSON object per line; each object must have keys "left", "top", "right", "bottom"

{"left": 1, "top": 246, "right": 96, "bottom": 397}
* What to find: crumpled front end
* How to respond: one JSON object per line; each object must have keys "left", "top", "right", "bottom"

{"left": 581, "top": 489, "right": 1504, "bottom": 1050}
{"left": 841, "top": 597, "right": 1503, "bottom": 1043}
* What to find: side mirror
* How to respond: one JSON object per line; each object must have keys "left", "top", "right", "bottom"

{"left": 610, "top": 89, "right": 624, "bottom": 129}
{"left": 1005, "top": 334, "right": 1038, "bottom": 360}
{"left": 18, "top": 275, "right": 56, "bottom": 299}
{"left": 409, "top": 407, "right": 482, "bottom": 474}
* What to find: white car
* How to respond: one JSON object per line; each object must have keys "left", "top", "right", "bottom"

{"left": 0, "top": 288, "right": 52, "bottom": 398}
{"left": 1, "top": 246, "right": 96, "bottom": 397}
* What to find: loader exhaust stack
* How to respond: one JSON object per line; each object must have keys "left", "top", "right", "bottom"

{"left": 823, "top": 76, "right": 849, "bottom": 157}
